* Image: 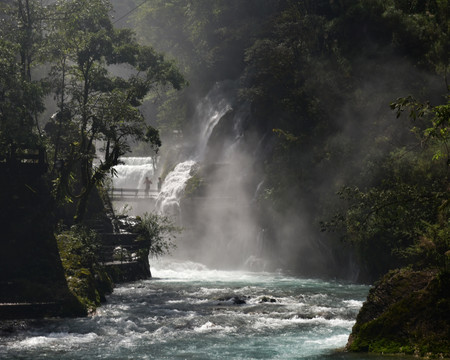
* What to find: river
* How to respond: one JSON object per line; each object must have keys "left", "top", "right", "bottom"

{"left": 0, "top": 83, "right": 409, "bottom": 359}
{"left": 0, "top": 259, "right": 411, "bottom": 360}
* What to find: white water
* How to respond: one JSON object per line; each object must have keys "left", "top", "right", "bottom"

{"left": 155, "top": 82, "right": 235, "bottom": 213}
{"left": 155, "top": 160, "right": 197, "bottom": 221}
{"left": 112, "top": 157, "right": 155, "bottom": 190}
{"left": 110, "top": 84, "right": 232, "bottom": 219}
{"left": 194, "top": 92, "right": 233, "bottom": 160}
{"left": 109, "top": 157, "right": 156, "bottom": 216}
{"left": 0, "top": 260, "right": 391, "bottom": 360}
{"left": 52, "top": 85, "right": 390, "bottom": 360}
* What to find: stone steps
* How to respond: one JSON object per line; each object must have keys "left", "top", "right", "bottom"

{"left": 0, "top": 302, "right": 64, "bottom": 320}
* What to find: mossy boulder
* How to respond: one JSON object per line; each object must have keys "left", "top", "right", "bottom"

{"left": 346, "top": 267, "right": 450, "bottom": 357}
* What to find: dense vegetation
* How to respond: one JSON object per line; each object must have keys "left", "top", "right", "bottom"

{"left": 0, "top": 0, "right": 184, "bottom": 314}
{"left": 121, "top": 0, "right": 449, "bottom": 355}
{"left": 0, "top": 0, "right": 185, "bottom": 223}
{"left": 119, "top": 0, "right": 449, "bottom": 282}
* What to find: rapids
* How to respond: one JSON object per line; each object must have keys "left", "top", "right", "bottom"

{"left": 0, "top": 259, "right": 410, "bottom": 359}
{"left": 9, "top": 83, "right": 415, "bottom": 359}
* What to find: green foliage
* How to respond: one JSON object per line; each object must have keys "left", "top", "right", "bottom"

{"left": 132, "top": 212, "right": 180, "bottom": 258}
{"left": 348, "top": 268, "right": 450, "bottom": 356}
{"left": 56, "top": 225, "right": 112, "bottom": 312}
{"left": 0, "top": 0, "right": 186, "bottom": 224}
{"left": 41, "top": 0, "right": 186, "bottom": 223}
{"left": 391, "top": 95, "right": 450, "bottom": 165}
{"left": 0, "top": 0, "right": 48, "bottom": 156}
{"left": 383, "top": 0, "right": 450, "bottom": 80}
{"left": 399, "top": 221, "right": 450, "bottom": 270}
{"left": 130, "top": 0, "right": 276, "bottom": 133}
{"left": 323, "top": 145, "right": 448, "bottom": 278}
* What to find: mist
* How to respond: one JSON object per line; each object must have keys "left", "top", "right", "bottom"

{"left": 107, "top": 0, "right": 447, "bottom": 280}
{"left": 151, "top": 81, "right": 264, "bottom": 270}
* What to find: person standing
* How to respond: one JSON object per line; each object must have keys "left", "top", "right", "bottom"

{"left": 157, "top": 177, "right": 163, "bottom": 192}
{"left": 144, "top": 176, "right": 152, "bottom": 196}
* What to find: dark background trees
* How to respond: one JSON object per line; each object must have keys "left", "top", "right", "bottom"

{"left": 124, "top": 0, "right": 449, "bottom": 281}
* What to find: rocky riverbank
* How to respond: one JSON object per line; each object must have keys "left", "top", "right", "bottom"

{"left": 346, "top": 267, "right": 450, "bottom": 358}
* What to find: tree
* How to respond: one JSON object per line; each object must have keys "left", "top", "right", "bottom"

{"left": 0, "top": 0, "right": 48, "bottom": 156}
{"left": 45, "top": 0, "right": 186, "bottom": 223}
{"left": 391, "top": 94, "right": 450, "bottom": 166}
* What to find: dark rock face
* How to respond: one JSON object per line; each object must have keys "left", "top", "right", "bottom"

{"left": 346, "top": 268, "right": 450, "bottom": 357}
{"left": 104, "top": 260, "right": 151, "bottom": 284}
{"left": 0, "top": 168, "right": 85, "bottom": 319}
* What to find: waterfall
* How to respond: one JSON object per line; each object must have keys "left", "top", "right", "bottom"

{"left": 108, "top": 83, "right": 232, "bottom": 219}
{"left": 155, "top": 160, "right": 197, "bottom": 222}
{"left": 194, "top": 98, "right": 232, "bottom": 160}
{"left": 193, "top": 81, "right": 236, "bottom": 160}
{"left": 155, "top": 82, "right": 236, "bottom": 219}
{"left": 112, "top": 157, "right": 154, "bottom": 190}
{"left": 108, "top": 157, "right": 156, "bottom": 216}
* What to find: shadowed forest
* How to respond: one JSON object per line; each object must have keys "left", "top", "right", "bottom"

{"left": 112, "top": 0, "right": 449, "bottom": 282}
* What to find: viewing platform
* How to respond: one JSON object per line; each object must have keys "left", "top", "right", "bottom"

{"left": 0, "top": 146, "right": 47, "bottom": 177}
{"left": 108, "top": 188, "right": 159, "bottom": 201}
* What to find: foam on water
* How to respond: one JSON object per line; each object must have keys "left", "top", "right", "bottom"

{"left": 1, "top": 260, "right": 397, "bottom": 360}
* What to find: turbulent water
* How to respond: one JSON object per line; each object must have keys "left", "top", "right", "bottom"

{"left": 31, "top": 84, "right": 411, "bottom": 360}
{"left": 155, "top": 160, "right": 197, "bottom": 220}
{"left": 0, "top": 259, "right": 409, "bottom": 360}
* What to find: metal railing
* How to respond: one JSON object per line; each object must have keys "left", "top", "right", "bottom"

{"left": 108, "top": 188, "right": 158, "bottom": 199}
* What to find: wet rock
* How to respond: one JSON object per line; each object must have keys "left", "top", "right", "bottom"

{"left": 216, "top": 295, "right": 248, "bottom": 305}
{"left": 346, "top": 268, "right": 450, "bottom": 357}
{"left": 259, "top": 296, "right": 277, "bottom": 303}
{"left": 232, "top": 296, "right": 247, "bottom": 305}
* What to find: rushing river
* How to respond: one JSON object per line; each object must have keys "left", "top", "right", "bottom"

{"left": 0, "top": 259, "right": 410, "bottom": 360}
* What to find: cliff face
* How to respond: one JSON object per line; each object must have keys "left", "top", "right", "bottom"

{"left": 346, "top": 268, "right": 450, "bottom": 357}
{"left": 0, "top": 165, "right": 85, "bottom": 318}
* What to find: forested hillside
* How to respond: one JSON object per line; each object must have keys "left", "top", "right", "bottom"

{"left": 112, "top": 0, "right": 449, "bottom": 282}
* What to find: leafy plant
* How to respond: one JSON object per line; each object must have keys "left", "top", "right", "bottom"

{"left": 391, "top": 95, "right": 450, "bottom": 166}
{"left": 56, "top": 225, "right": 112, "bottom": 312}
{"left": 132, "top": 212, "right": 180, "bottom": 258}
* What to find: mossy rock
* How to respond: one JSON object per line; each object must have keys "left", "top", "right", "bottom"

{"left": 347, "top": 268, "right": 450, "bottom": 357}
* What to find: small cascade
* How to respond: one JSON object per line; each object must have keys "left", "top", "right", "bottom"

{"left": 112, "top": 157, "right": 154, "bottom": 190}
{"left": 155, "top": 160, "right": 197, "bottom": 222}
{"left": 195, "top": 99, "right": 232, "bottom": 160}
{"left": 108, "top": 157, "right": 156, "bottom": 216}
{"left": 193, "top": 81, "right": 235, "bottom": 160}
{"left": 154, "top": 81, "right": 266, "bottom": 269}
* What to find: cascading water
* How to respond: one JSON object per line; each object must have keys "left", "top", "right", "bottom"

{"left": 109, "top": 157, "right": 156, "bottom": 216}
{"left": 0, "top": 85, "right": 391, "bottom": 360}
{"left": 112, "top": 157, "right": 154, "bottom": 190}
{"left": 152, "top": 81, "right": 265, "bottom": 269}
{"left": 155, "top": 160, "right": 197, "bottom": 223}
{"left": 0, "top": 261, "right": 384, "bottom": 360}
{"left": 194, "top": 95, "right": 233, "bottom": 160}
{"left": 155, "top": 81, "right": 236, "bottom": 216}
